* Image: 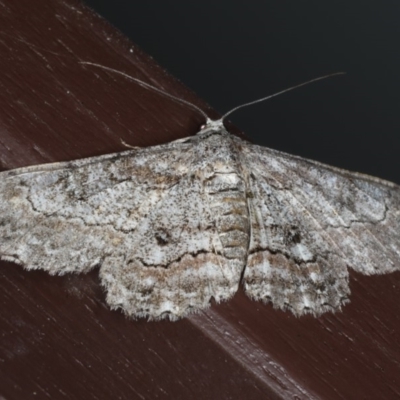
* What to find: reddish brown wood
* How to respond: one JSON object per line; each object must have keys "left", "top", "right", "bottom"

{"left": 0, "top": 1, "right": 400, "bottom": 399}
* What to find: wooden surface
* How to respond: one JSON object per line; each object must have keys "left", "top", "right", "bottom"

{"left": 1, "top": 1, "right": 400, "bottom": 399}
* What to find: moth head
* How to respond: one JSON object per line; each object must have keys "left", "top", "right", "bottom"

{"left": 198, "top": 118, "right": 225, "bottom": 135}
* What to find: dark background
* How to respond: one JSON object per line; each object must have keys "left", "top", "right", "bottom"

{"left": 83, "top": 1, "right": 400, "bottom": 183}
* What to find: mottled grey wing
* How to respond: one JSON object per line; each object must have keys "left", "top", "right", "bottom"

{"left": 241, "top": 143, "right": 400, "bottom": 316}
{"left": 0, "top": 142, "right": 240, "bottom": 320}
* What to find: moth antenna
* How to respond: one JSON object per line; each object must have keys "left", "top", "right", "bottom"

{"left": 221, "top": 72, "right": 346, "bottom": 121}
{"left": 79, "top": 61, "right": 209, "bottom": 121}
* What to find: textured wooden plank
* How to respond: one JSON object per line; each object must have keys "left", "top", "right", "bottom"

{"left": 0, "top": 1, "right": 400, "bottom": 399}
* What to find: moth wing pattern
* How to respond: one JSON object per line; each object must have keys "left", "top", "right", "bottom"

{"left": 2, "top": 127, "right": 400, "bottom": 320}
{"left": 241, "top": 143, "right": 400, "bottom": 316}
{"left": 0, "top": 140, "right": 240, "bottom": 320}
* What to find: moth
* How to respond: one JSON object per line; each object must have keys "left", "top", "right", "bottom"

{"left": 1, "top": 64, "right": 399, "bottom": 320}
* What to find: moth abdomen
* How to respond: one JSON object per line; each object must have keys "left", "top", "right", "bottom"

{"left": 206, "top": 172, "right": 250, "bottom": 261}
